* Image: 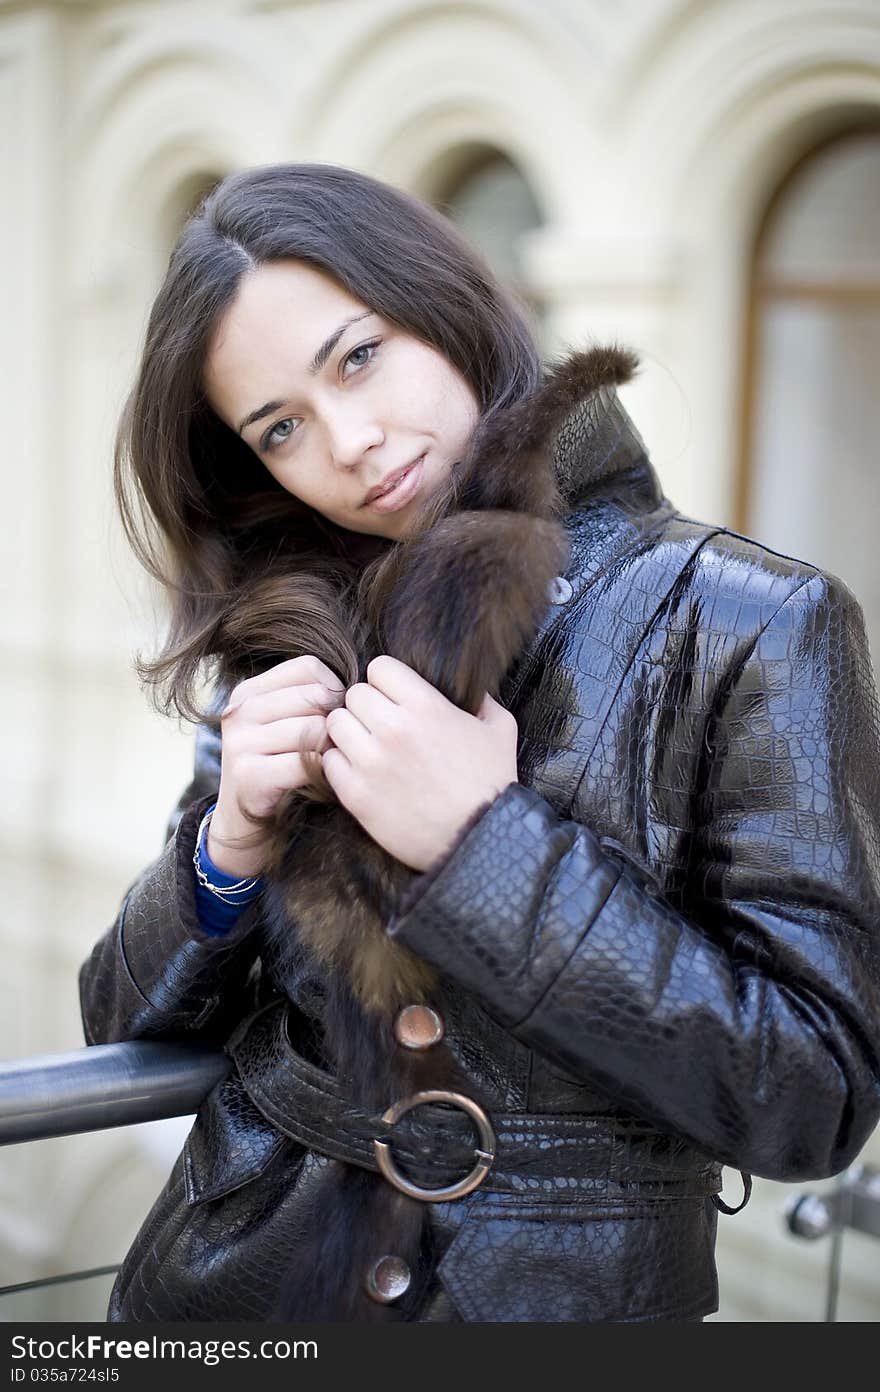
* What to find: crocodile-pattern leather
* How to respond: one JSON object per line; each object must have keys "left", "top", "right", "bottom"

{"left": 79, "top": 794, "right": 262, "bottom": 1048}
{"left": 79, "top": 379, "right": 880, "bottom": 1323}
{"left": 225, "top": 997, "right": 723, "bottom": 1198}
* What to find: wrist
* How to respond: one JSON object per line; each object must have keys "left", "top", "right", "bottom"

{"left": 206, "top": 807, "right": 268, "bottom": 879}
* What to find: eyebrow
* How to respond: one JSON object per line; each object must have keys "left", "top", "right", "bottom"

{"left": 237, "top": 311, "right": 374, "bottom": 436}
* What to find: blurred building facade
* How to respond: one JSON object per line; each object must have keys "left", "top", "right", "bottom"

{"left": 1, "top": 0, "right": 879, "bottom": 1320}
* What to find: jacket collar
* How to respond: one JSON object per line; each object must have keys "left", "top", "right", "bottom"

{"left": 451, "top": 342, "right": 665, "bottom": 523}
{"left": 549, "top": 369, "right": 673, "bottom": 610}
{"left": 548, "top": 367, "right": 663, "bottom": 517}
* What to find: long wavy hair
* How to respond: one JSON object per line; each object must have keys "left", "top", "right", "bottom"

{"left": 115, "top": 162, "right": 542, "bottom": 734}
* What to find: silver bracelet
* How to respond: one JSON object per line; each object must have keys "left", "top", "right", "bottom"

{"left": 193, "top": 808, "right": 261, "bottom": 901}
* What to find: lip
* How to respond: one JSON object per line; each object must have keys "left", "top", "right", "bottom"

{"left": 362, "top": 455, "right": 425, "bottom": 512}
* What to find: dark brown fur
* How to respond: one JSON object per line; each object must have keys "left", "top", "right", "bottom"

{"left": 217, "top": 345, "right": 639, "bottom": 1320}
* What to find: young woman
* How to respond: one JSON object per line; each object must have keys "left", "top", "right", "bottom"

{"left": 79, "top": 162, "right": 880, "bottom": 1324}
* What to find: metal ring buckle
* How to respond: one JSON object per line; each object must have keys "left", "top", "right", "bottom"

{"left": 373, "top": 1089, "right": 496, "bottom": 1203}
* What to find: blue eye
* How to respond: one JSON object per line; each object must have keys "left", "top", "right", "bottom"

{"left": 342, "top": 339, "right": 380, "bottom": 374}
{"left": 260, "top": 339, "right": 380, "bottom": 452}
{"left": 263, "top": 417, "right": 297, "bottom": 452}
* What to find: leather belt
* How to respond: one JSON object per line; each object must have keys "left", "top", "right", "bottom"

{"left": 226, "top": 999, "right": 723, "bottom": 1201}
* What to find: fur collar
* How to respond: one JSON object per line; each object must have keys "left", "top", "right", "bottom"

{"left": 259, "top": 341, "right": 647, "bottom": 1018}
{"left": 253, "top": 342, "right": 650, "bottom": 1321}
{"left": 459, "top": 341, "right": 642, "bottom": 505}
{"left": 547, "top": 347, "right": 649, "bottom": 506}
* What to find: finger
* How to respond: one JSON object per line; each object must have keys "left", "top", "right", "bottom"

{"left": 321, "top": 744, "right": 366, "bottom": 812}
{"left": 321, "top": 745, "right": 355, "bottom": 800}
{"left": 231, "top": 683, "right": 344, "bottom": 726}
{"left": 365, "top": 654, "right": 438, "bottom": 706}
{"left": 343, "top": 681, "right": 398, "bottom": 734}
{"left": 316, "top": 725, "right": 335, "bottom": 755}
{"left": 477, "top": 691, "right": 512, "bottom": 725}
{"left": 249, "top": 713, "right": 330, "bottom": 756}
{"left": 225, "top": 656, "right": 345, "bottom": 711}
{"left": 325, "top": 706, "right": 373, "bottom": 761}
{"left": 247, "top": 750, "right": 316, "bottom": 795}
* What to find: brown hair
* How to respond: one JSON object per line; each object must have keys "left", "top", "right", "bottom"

{"left": 114, "top": 162, "right": 542, "bottom": 724}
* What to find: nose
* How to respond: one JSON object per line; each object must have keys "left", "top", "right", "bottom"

{"left": 324, "top": 403, "right": 384, "bottom": 470}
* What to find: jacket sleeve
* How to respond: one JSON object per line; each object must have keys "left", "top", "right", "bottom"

{"left": 388, "top": 571, "right": 880, "bottom": 1182}
{"left": 79, "top": 715, "right": 262, "bottom": 1046}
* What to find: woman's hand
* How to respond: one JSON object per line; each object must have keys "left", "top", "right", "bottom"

{"left": 209, "top": 655, "right": 346, "bottom": 877}
{"left": 321, "top": 655, "right": 519, "bottom": 872}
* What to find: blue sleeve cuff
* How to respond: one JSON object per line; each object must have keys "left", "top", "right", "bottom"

{"left": 194, "top": 802, "right": 264, "bottom": 937}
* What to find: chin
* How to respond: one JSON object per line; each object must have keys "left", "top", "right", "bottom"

{"left": 366, "top": 512, "right": 410, "bottom": 541}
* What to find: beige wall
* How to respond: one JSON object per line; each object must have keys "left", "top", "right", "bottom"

{"left": 1, "top": 0, "right": 879, "bottom": 1320}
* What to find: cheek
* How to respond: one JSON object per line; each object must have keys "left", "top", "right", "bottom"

{"left": 423, "top": 374, "right": 480, "bottom": 445}
{"left": 260, "top": 456, "right": 299, "bottom": 499}
{"left": 404, "top": 345, "right": 479, "bottom": 433}
{"left": 259, "top": 454, "right": 313, "bottom": 507}
{"left": 438, "top": 360, "right": 480, "bottom": 430}
{"left": 447, "top": 380, "right": 480, "bottom": 447}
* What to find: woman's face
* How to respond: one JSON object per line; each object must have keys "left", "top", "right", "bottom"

{"left": 203, "top": 259, "right": 481, "bottom": 540}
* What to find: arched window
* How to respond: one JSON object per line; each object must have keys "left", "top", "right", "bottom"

{"left": 424, "top": 146, "right": 546, "bottom": 342}
{"left": 740, "top": 128, "right": 880, "bottom": 665}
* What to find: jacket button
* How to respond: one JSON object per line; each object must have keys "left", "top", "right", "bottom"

{"left": 365, "top": 1255, "right": 412, "bottom": 1304}
{"left": 394, "top": 1004, "right": 444, "bottom": 1050}
{"left": 548, "top": 575, "right": 573, "bottom": 604}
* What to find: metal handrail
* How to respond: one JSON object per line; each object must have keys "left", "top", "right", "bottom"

{"left": 0, "top": 1044, "right": 230, "bottom": 1304}
{"left": 1, "top": 1266, "right": 121, "bottom": 1298}
{"left": 3, "top": 1046, "right": 879, "bottom": 1316}
{"left": 784, "top": 1164, "right": 880, "bottom": 1321}
{"left": 0, "top": 1042, "right": 230, "bottom": 1145}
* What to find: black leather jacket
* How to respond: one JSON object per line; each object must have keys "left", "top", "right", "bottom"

{"left": 79, "top": 391, "right": 880, "bottom": 1323}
